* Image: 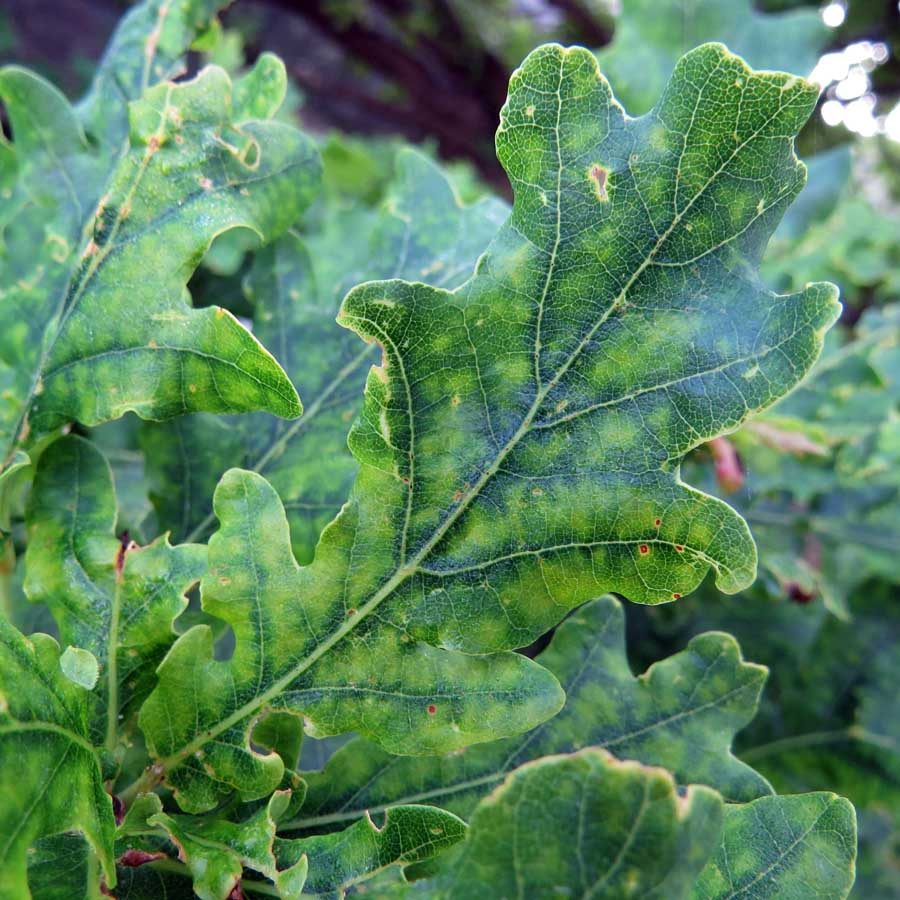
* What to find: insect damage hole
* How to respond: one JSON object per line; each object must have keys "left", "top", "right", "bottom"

{"left": 587, "top": 163, "right": 610, "bottom": 202}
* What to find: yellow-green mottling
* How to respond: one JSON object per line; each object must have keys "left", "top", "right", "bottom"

{"left": 140, "top": 42, "right": 839, "bottom": 813}
{"left": 290, "top": 596, "right": 770, "bottom": 834}
{"left": 24, "top": 436, "right": 205, "bottom": 751}
{"left": 0, "top": 619, "right": 116, "bottom": 898}
{"left": 140, "top": 148, "right": 508, "bottom": 562}
{"left": 691, "top": 793, "right": 857, "bottom": 899}
{"left": 0, "top": 16, "right": 320, "bottom": 494}
{"left": 395, "top": 748, "right": 725, "bottom": 899}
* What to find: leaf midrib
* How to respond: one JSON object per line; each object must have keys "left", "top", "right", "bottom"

{"left": 4, "top": 83, "right": 174, "bottom": 461}
{"left": 159, "top": 51, "right": 804, "bottom": 777}
{"left": 281, "top": 632, "right": 758, "bottom": 832}
{"left": 720, "top": 800, "right": 840, "bottom": 899}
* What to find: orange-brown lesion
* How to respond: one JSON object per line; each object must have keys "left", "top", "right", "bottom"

{"left": 587, "top": 163, "right": 610, "bottom": 202}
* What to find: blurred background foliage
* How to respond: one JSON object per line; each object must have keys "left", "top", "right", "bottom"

{"left": 2, "top": 1, "right": 899, "bottom": 896}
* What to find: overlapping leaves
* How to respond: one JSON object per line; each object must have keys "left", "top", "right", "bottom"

{"left": 140, "top": 148, "right": 508, "bottom": 561}
{"left": 289, "top": 595, "right": 770, "bottom": 835}
{"left": 138, "top": 42, "right": 839, "bottom": 814}
{"left": 362, "top": 751, "right": 856, "bottom": 900}
{"left": 24, "top": 435, "right": 205, "bottom": 751}
{"left": 394, "top": 749, "right": 725, "bottom": 899}
{"left": 0, "top": 1, "right": 319, "bottom": 493}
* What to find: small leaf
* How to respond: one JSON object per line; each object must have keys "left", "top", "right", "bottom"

{"left": 393, "top": 748, "right": 724, "bottom": 899}
{"left": 290, "top": 595, "right": 770, "bottom": 834}
{"left": 147, "top": 792, "right": 303, "bottom": 900}
{"left": 60, "top": 646, "right": 100, "bottom": 690}
{"left": 691, "top": 793, "right": 857, "bottom": 899}
{"left": 25, "top": 435, "right": 205, "bottom": 751}
{"left": 0, "top": 619, "right": 116, "bottom": 897}
{"left": 140, "top": 42, "right": 838, "bottom": 812}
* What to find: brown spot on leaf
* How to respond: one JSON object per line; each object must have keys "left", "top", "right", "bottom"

{"left": 639, "top": 544, "right": 649, "bottom": 555}
{"left": 674, "top": 544, "right": 684, "bottom": 553}
{"left": 427, "top": 704, "right": 437, "bottom": 715}
{"left": 654, "top": 518, "right": 662, "bottom": 527}
{"left": 672, "top": 593, "right": 682, "bottom": 599}
{"left": 588, "top": 164, "right": 610, "bottom": 201}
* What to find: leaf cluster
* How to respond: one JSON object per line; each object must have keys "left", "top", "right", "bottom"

{"left": 0, "top": 1, "right": 885, "bottom": 897}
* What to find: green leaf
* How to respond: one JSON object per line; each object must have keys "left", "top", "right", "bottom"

{"left": 145, "top": 791, "right": 307, "bottom": 900}
{"left": 140, "top": 469, "right": 564, "bottom": 812}
{"left": 0, "top": 618, "right": 116, "bottom": 897}
{"left": 60, "top": 646, "right": 101, "bottom": 690}
{"left": 141, "top": 148, "right": 508, "bottom": 561}
{"left": 289, "top": 595, "right": 770, "bottom": 834}
{"left": 24, "top": 435, "right": 205, "bottom": 751}
{"left": 140, "top": 42, "right": 838, "bottom": 813}
{"left": 691, "top": 793, "right": 857, "bottom": 899}
{"left": 0, "top": 52, "right": 319, "bottom": 482}
{"left": 118, "top": 789, "right": 464, "bottom": 900}
{"left": 273, "top": 805, "right": 467, "bottom": 899}
{"left": 25, "top": 834, "right": 98, "bottom": 900}
{"left": 76, "top": 0, "right": 230, "bottom": 151}
{"left": 387, "top": 748, "right": 724, "bottom": 899}
{"left": 596, "top": 0, "right": 828, "bottom": 115}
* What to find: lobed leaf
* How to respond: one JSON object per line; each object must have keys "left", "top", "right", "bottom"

{"left": 691, "top": 793, "right": 857, "bottom": 899}
{"left": 0, "top": 49, "right": 320, "bottom": 485}
{"left": 24, "top": 435, "right": 205, "bottom": 751}
{"left": 140, "top": 468, "right": 564, "bottom": 811}
{"left": 0, "top": 619, "right": 116, "bottom": 898}
{"left": 141, "top": 148, "right": 508, "bottom": 561}
{"left": 288, "top": 595, "right": 770, "bottom": 835}
{"left": 596, "top": 0, "right": 828, "bottom": 115}
{"left": 140, "top": 42, "right": 839, "bottom": 812}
